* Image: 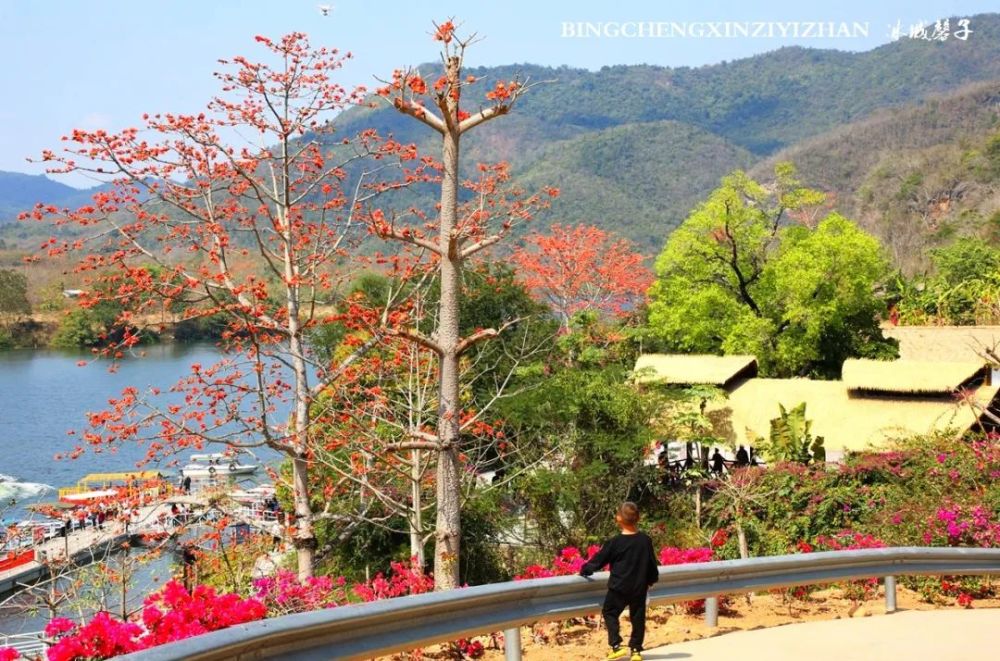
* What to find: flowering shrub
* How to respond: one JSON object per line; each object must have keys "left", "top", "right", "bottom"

{"left": 812, "top": 532, "right": 886, "bottom": 603}
{"left": 776, "top": 532, "right": 889, "bottom": 608}
{"left": 658, "top": 546, "right": 713, "bottom": 565}
{"left": 910, "top": 505, "right": 1000, "bottom": 606}
{"left": 143, "top": 581, "right": 268, "bottom": 645}
{"left": 353, "top": 558, "right": 435, "bottom": 601}
{"left": 0, "top": 648, "right": 20, "bottom": 661}
{"left": 45, "top": 582, "right": 268, "bottom": 661}
{"left": 923, "top": 505, "right": 1000, "bottom": 548}
{"left": 46, "top": 611, "right": 146, "bottom": 661}
{"left": 709, "top": 528, "right": 729, "bottom": 548}
{"left": 938, "top": 576, "right": 992, "bottom": 608}
{"left": 515, "top": 546, "right": 600, "bottom": 579}
{"left": 813, "top": 531, "right": 886, "bottom": 552}
{"left": 253, "top": 571, "right": 347, "bottom": 615}
{"left": 657, "top": 546, "right": 717, "bottom": 614}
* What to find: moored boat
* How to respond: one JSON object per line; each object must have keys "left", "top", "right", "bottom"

{"left": 180, "top": 453, "right": 258, "bottom": 478}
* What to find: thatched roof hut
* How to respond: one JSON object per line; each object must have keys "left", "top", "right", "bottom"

{"left": 884, "top": 326, "right": 1000, "bottom": 363}
{"left": 633, "top": 354, "right": 757, "bottom": 388}
{"left": 842, "top": 358, "right": 991, "bottom": 396}
{"left": 720, "top": 378, "right": 999, "bottom": 456}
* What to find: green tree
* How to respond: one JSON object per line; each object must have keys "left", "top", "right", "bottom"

{"left": 50, "top": 309, "right": 102, "bottom": 349}
{"left": 928, "top": 238, "right": 1000, "bottom": 325}
{"left": 50, "top": 284, "right": 155, "bottom": 349}
{"left": 897, "top": 238, "right": 1000, "bottom": 325}
{"left": 499, "top": 313, "right": 661, "bottom": 550}
{"left": 647, "top": 165, "right": 897, "bottom": 377}
{"left": 0, "top": 268, "right": 30, "bottom": 326}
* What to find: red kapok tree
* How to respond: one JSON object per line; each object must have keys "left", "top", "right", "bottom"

{"left": 24, "top": 33, "right": 426, "bottom": 579}
{"left": 510, "top": 224, "right": 652, "bottom": 329}
{"left": 367, "top": 19, "right": 557, "bottom": 589}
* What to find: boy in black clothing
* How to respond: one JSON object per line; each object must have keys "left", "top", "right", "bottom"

{"left": 579, "top": 501, "right": 660, "bottom": 661}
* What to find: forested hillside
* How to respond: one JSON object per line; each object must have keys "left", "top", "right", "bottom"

{"left": 754, "top": 82, "right": 1000, "bottom": 272}
{"left": 3, "top": 13, "right": 1000, "bottom": 260}
{"left": 0, "top": 171, "right": 103, "bottom": 222}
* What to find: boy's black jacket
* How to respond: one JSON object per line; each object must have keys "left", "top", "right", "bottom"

{"left": 579, "top": 531, "right": 659, "bottom": 595}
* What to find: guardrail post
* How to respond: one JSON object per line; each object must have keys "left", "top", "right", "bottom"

{"left": 704, "top": 596, "right": 719, "bottom": 627}
{"left": 503, "top": 626, "right": 522, "bottom": 661}
{"left": 884, "top": 575, "right": 897, "bottom": 613}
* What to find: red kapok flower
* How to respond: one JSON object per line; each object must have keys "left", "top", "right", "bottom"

{"left": 434, "top": 21, "right": 455, "bottom": 43}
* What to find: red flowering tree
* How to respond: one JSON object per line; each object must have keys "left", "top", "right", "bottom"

{"left": 25, "top": 33, "right": 426, "bottom": 579}
{"left": 366, "top": 19, "right": 557, "bottom": 589}
{"left": 510, "top": 224, "right": 652, "bottom": 329}
{"left": 309, "top": 265, "right": 550, "bottom": 568}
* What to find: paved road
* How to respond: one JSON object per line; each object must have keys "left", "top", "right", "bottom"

{"left": 642, "top": 609, "right": 999, "bottom": 660}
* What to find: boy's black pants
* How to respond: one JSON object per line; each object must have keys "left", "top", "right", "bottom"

{"left": 602, "top": 588, "right": 647, "bottom": 650}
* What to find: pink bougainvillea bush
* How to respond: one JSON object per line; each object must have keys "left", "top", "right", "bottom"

{"left": 517, "top": 544, "right": 716, "bottom": 615}
{"left": 353, "top": 559, "right": 435, "bottom": 601}
{"left": 658, "top": 546, "right": 713, "bottom": 566}
{"left": 251, "top": 558, "right": 433, "bottom": 617}
{"left": 913, "top": 504, "right": 1000, "bottom": 606}
{"left": 43, "top": 582, "right": 268, "bottom": 661}
{"left": 515, "top": 545, "right": 601, "bottom": 580}
{"left": 253, "top": 571, "right": 347, "bottom": 615}
{"left": 36, "top": 559, "right": 438, "bottom": 661}
{"left": 657, "top": 546, "right": 718, "bottom": 614}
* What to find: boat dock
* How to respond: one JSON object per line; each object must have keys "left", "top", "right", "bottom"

{"left": 0, "top": 500, "right": 172, "bottom": 599}
{"left": 1, "top": 462, "right": 277, "bottom": 602}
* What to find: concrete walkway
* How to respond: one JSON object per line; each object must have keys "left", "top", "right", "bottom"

{"left": 642, "top": 609, "right": 1000, "bottom": 660}
{"left": 0, "top": 502, "right": 170, "bottom": 594}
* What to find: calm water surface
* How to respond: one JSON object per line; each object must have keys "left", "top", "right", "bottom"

{"left": 0, "top": 343, "right": 284, "bottom": 634}
{"left": 0, "top": 344, "right": 228, "bottom": 514}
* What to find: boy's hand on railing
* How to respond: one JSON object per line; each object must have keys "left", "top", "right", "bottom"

{"left": 579, "top": 567, "right": 593, "bottom": 577}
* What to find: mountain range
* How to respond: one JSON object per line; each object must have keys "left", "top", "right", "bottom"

{"left": 3, "top": 12, "right": 1000, "bottom": 271}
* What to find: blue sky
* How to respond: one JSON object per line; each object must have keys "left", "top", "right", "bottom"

{"left": 1, "top": 0, "right": 996, "bottom": 185}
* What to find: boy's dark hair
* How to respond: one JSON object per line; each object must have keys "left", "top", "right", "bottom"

{"left": 618, "top": 501, "right": 640, "bottom": 526}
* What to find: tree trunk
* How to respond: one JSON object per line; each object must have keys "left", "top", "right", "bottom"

{"left": 291, "top": 454, "right": 315, "bottom": 579}
{"left": 286, "top": 244, "right": 315, "bottom": 579}
{"left": 433, "top": 63, "right": 463, "bottom": 589}
{"left": 736, "top": 522, "right": 749, "bottom": 560}
{"left": 410, "top": 449, "right": 425, "bottom": 566}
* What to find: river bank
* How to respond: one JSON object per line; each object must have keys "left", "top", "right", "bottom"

{"left": 0, "top": 314, "right": 211, "bottom": 350}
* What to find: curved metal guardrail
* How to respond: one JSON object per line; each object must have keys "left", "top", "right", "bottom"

{"left": 119, "top": 547, "right": 1000, "bottom": 661}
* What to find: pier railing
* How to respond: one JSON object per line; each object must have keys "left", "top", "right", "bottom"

{"left": 115, "top": 546, "right": 1000, "bottom": 661}
{"left": 0, "top": 631, "right": 46, "bottom": 657}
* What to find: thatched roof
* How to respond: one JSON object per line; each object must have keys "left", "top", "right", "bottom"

{"left": 716, "top": 378, "right": 999, "bottom": 455}
{"left": 634, "top": 354, "right": 757, "bottom": 388}
{"left": 842, "top": 359, "right": 990, "bottom": 395}
{"left": 884, "top": 326, "right": 1000, "bottom": 363}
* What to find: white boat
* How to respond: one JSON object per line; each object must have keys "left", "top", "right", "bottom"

{"left": 181, "top": 453, "right": 258, "bottom": 478}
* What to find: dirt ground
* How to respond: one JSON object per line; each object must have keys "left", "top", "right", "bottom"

{"left": 393, "top": 585, "right": 1000, "bottom": 660}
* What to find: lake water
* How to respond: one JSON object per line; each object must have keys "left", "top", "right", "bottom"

{"left": 0, "top": 344, "right": 235, "bottom": 518}
{"left": 0, "top": 343, "right": 286, "bottom": 634}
